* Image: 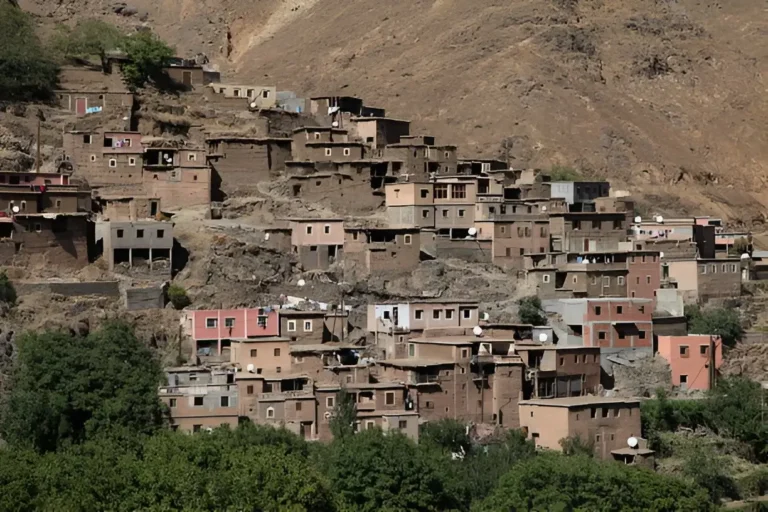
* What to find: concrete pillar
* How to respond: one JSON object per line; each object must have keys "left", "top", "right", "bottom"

{"left": 128, "top": 248, "right": 133, "bottom": 268}
{"left": 149, "top": 247, "right": 153, "bottom": 271}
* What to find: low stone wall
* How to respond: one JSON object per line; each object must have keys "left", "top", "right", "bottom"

{"left": 15, "top": 280, "right": 121, "bottom": 298}
{"left": 125, "top": 286, "right": 166, "bottom": 310}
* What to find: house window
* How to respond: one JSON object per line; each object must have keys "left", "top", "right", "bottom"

{"left": 188, "top": 153, "right": 197, "bottom": 161}
{"left": 618, "top": 331, "right": 626, "bottom": 340}
{"left": 296, "top": 401, "right": 302, "bottom": 411}
{"left": 639, "top": 330, "right": 646, "bottom": 340}
{"left": 598, "top": 331, "right": 606, "bottom": 340}
{"left": 680, "top": 375, "right": 688, "bottom": 386}
{"left": 458, "top": 209, "right": 465, "bottom": 217}
{"left": 194, "top": 396, "right": 204, "bottom": 407}
{"left": 618, "top": 277, "right": 625, "bottom": 285}
{"left": 422, "top": 209, "right": 430, "bottom": 218}
{"left": 343, "top": 148, "right": 351, "bottom": 156}
{"left": 324, "top": 148, "right": 332, "bottom": 157}
{"left": 83, "top": 135, "right": 92, "bottom": 144}
{"left": 602, "top": 408, "right": 609, "bottom": 418}
{"left": 420, "top": 189, "right": 429, "bottom": 198}
{"left": 262, "top": 90, "right": 270, "bottom": 98}
{"left": 276, "top": 367, "right": 281, "bottom": 373}
{"left": 442, "top": 209, "right": 449, "bottom": 218}
{"left": 128, "top": 157, "right": 136, "bottom": 166}
{"left": 157, "top": 229, "right": 165, "bottom": 238}
{"left": 306, "top": 226, "right": 313, "bottom": 234}
{"left": 452, "top": 184, "right": 467, "bottom": 199}
{"left": 385, "top": 392, "right": 395, "bottom": 405}
{"left": 399, "top": 420, "right": 408, "bottom": 429}
{"left": 700, "top": 345, "right": 709, "bottom": 356}
{"left": 433, "top": 309, "right": 442, "bottom": 319}
{"left": 591, "top": 408, "right": 597, "bottom": 418}
{"left": 324, "top": 224, "right": 331, "bottom": 234}
{"left": 90, "top": 155, "right": 97, "bottom": 162}
{"left": 404, "top": 234, "right": 412, "bottom": 245}
{"left": 591, "top": 276, "right": 598, "bottom": 285}
{"left": 246, "top": 385, "right": 254, "bottom": 395}
{"left": 461, "top": 348, "right": 469, "bottom": 358}
{"left": 595, "top": 306, "right": 602, "bottom": 315}
{"left": 267, "top": 407, "right": 275, "bottom": 418}
{"left": 680, "top": 346, "right": 689, "bottom": 357}
{"left": 434, "top": 184, "right": 448, "bottom": 199}
{"left": 250, "top": 349, "right": 257, "bottom": 357}
{"left": 34, "top": 223, "right": 42, "bottom": 233}
{"left": 326, "top": 397, "right": 335, "bottom": 408}
{"left": 462, "top": 309, "right": 471, "bottom": 319}
{"left": 616, "top": 306, "right": 623, "bottom": 314}
{"left": 206, "top": 318, "right": 218, "bottom": 328}
{"left": 137, "top": 229, "right": 144, "bottom": 238}
{"left": 257, "top": 315, "right": 268, "bottom": 328}
{"left": 274, "top": 348, "right": 281, "bottom": 357}
{"left": 698, "top": 265, "right": 707, "bottom": 274}
{"left": 287, "top": 320, "right": 297, "bottom": 332}
{"left": 220, "top": 396, "right": 229, "bottom": 407}
{"left": 415, "top": 310, "right": 423, "bottom": 320}
{"left": 543, "top": 275, "right": 551, "bottom": 283}
{"left": 366, "top": 421, "right": 376, "bottom": 430}
{"left": 446, "top": 309, "right": 454, "bottom": 319}
{"left": 304, "top": 320, "right": 312, "bottom": 331}
{"left": 225, "top": 318, "right": 235, "bottom": 328}
{"left": 108, "top": 159, "right": 117, "bottom": 168}
{"left": 409, "top": 344, "right": 415, "bottom": 357}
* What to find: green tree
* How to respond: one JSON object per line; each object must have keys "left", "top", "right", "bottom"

{"left": 705, "top": 377, "right": 768, "bottom": 461}
{"left": 121, "top": 31, "right": 174, "bottom": 90}
{"left": 517, "top": 295, "right": 547, "bottom": 325}
{"left": 686, "top": 305, "right": 743, "bottom": 347}
{"left": 479, "top": 453, "right": 713, "bottom": 511}
{"left": 0, "top": 271, "right": 17, "bottom": 306}
{"left": 329, "top": 388, "right": 357, "bottom": 440}
{"left": 166, "top": 283, "right": 191, "bottom": 310}
{"left": 0, "top": 3, "right": 58, "bottom": 101}
{"left": 548, "top": 165, "right": 583, "bottom": 181}
{"left": 327, "top": 428, "right": 458, "bottom": 512}
{"left": 53, "top": 19, "right": 124, "bottom": 71}
{"left": 682, "top": 448, "right": 739, "bottom": 502}
{"left": 0, "top": 322, "right": 165, "bottom": 452}
{"left": 559, "top": 434, "right": 595, "bottom": 457}
{"left": 419, "top": 418, "right": 471, "bottom": 455}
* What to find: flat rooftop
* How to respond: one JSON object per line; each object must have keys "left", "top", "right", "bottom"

{"left": 377, "top": 358, "right": 454, "bottom": 368}
{"left": 521, "top": 396, "right": 641, "bottom": 408}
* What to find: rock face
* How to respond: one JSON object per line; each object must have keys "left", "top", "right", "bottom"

{"left": 14, "top": 0, "right": 768, "bottom": 224}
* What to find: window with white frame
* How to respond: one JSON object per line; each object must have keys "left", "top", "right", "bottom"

{"left": 324, "top": 224, "right": 331, "bottom": 234}
{"left": 206, "top": 318, "right": 218, "bottom": 328}
{"left": 188, "top": 153, "right": 197, "bottom": 161}
{"left": 343, "top": 148, "right": 351, "bottom": 156}
{"left": 90, "top": 155, "right": 97, "bottom": 162}
{"left": 306, "top": 225, "right": 313, "bottom": 234}
{"left": 304, "top": 320, "right": 313, "bottom": 332}
{"left": 324, "top": 148, "right": 332, "bottom": 157}
{"left": 287, "top": 320, "right": 297, "bottom": 332}
{"left": 108, "top": 159, "right": 117, "bottom": 168}
{"left": 543, "top": 274, "right": 551, "bottom": 283}
{"left": 326, "top": 396, "right": 335, "bottom": 408}
{"left": 404, "top": 234, "right": 412, "bottom": 245}
{"left": 128, "top": 157, "right": 136, "bottom": 167}
{"left": 462, "top": 309, "right": 472, "bottom": 319}
{"left": 266, "top": 407, "right": 275, "bottom": 418}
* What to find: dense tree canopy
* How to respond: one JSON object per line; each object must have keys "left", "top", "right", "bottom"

{"left": 686, "top": 304, "right": 744, "bottom": 347}
{"left": 0, "top": 321, "right": 165, "bottom": 452}
{"left": 517, "top": 295, "right": 548, "bottom": 326}
{"left": 0, "top": 3, "right": 58, "bottom": 101}
{"left": 121, "top": 31, "right": 175, "bottom": 90}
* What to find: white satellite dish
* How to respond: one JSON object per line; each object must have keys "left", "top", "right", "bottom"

{"left": 297, "top": 279, "right": 306, "bottom": 287}
{"left": 659, "top": 252, "right": 664, "bottom": 259}
{"left": 11, "top": 206, "right": 19, "bottom": 214}
{"left": 634, "top": 216, "right": 642, "bottom": 223}
{"left": 246, "top": 363, "right": 255, "bottom": 373}
{"left": 542, "top": 206, "right": 547, "bottom": 212}
{"left": 332, "top": 121, "right": 339, "bottom": 128}
{"left": 264, "top": 233, "right": 270, "bottom": 241}
{"left": 538, "top": 333, "right": 548, "bottom": 342}
{"left": 627, "top": 436, "right": 639, "bottom": 448}
{"left": 250, "top": 101, "right": 257, "bottom": 108}
{"left": 468, "top": 227, "right": 477, "bottom": 236}
{"left": 472, "top": 326, "right": 484, "bottom": 336}
{"left": 657, "top": 215, "right": 664, "bottom": 223}
{"left": 741, "top": 253, "right": 750, "bottom": 259}
{"left": 480, "top": 312, "right": 490, "bottom": 321}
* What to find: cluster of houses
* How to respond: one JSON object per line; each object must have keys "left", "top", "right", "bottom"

{"left": 11, "top": 55, "right": 751, "bottom": 462}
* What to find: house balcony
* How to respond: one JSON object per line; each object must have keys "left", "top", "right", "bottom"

{"left": 259, "top": 388, "right": 314, "bottom": 401}
{"left": 357, "top": 400, "right": 377, "bottom": 411}
{"left": 409, "top": 374, "right": 440, "bottom": 386}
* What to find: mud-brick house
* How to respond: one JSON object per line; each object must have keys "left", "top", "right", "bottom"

{"left": 343, "top": 226, "right": 421, "bottom": 274}
{"left": 287, "top": 218, "right": 345, "bottom": 270}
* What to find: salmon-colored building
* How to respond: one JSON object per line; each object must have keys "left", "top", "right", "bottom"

{"left": 183, "top": 308, "right": 280, "bottom": 361}
{"left": 657, "top": 335, "right": 722, "bottom": 390}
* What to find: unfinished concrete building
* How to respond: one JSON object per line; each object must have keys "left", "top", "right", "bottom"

{"left": 96, "top": 220, "right": 174, "bottom": 277}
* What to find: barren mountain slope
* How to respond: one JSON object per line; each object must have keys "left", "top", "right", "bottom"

{"left": 20, "top": 0, "right": 768, "bottom": 224}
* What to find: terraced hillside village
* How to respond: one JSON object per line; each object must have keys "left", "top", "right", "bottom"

{"left": 2, "top": 0, "right": 768, "bottom": 509}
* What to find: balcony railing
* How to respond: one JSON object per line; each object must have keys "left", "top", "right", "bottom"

{"left": 259, "top": 389, "right": 313, "bottom": 400}
{"left": 409, "top": 374, "right": 440, "bottom": 385}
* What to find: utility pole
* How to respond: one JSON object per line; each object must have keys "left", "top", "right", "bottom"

{"left": 36, "top": 114, "right": 41, "bottom": 174}
{"left": 708, "top": 335, "right": 716, "bottom": 390}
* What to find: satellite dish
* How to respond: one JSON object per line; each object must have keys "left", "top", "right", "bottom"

{"left": 659, "top": 252, "right": 664, "bottom": 259}
{"left": 741, "top": 253, "right": 750, "bottom": 259}
{"left": 538, "top": 333, "right": 548, "bottom": 342}
{"left": 472, "top": 326, "right": 483, "bottom": 336}
{"left": 657, "top": 215, "right": 664, "bottom": 223}
{"left": 480, "top": 312, "right": 490, "bottom": 321}
{"left": 250, "top": 101, "right": 257, "bottom": 108}
{"left": 264, "top": 233, "right": 270, "bottom": 241}
{"left": 332, "top": 121, "right": 339, "bottom": 128}
{"left": 542, "top": 206, "right": 547, "bottom": 212}
{"left": 11, "top": 206, "right": 19, "bottom": 213}
{"left": 634, "top": 216, "right": 642, "bottom": 223}
{"left": 297, "top": 279, "right": 306, "bottom": 287}
{"left": 627, "top": 437, "right": 639, "bottom": 448}
{"left": 468, "top": 227, "right": 477, "bottom": 236}
{"left": 246, "top": 364, "right": 255, "bottom": 373}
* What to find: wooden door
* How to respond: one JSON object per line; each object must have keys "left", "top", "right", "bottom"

{"left": 182, "top": 71, "right": 192, "bottom": 87}
{"left": 75, "top": 97, "right": 87, "bottom": 116}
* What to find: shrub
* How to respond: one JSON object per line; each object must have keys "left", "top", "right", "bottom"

{"left": 167, "top": 284, "right": 191, "bottom": 310}
{"left": 517, "top": 296, "right": 547, "bottom": 325}
{"left": 548, "top": 165, "right": 583, "bottom": 181}
{"left": 0, "top": 271, "right": 17, "bottom": 306}
{"left": 121, "top": 31, "right": 174, "bottom": 90}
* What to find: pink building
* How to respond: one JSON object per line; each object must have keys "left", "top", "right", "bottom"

{"left": 0, "top": 172, "right": 69, "bottom": 187}
{"left": 657, "top": 335, "right": 722, "bottom": 390}
{"left": 184, "top": 308, "right": 280, "bottom": 361}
